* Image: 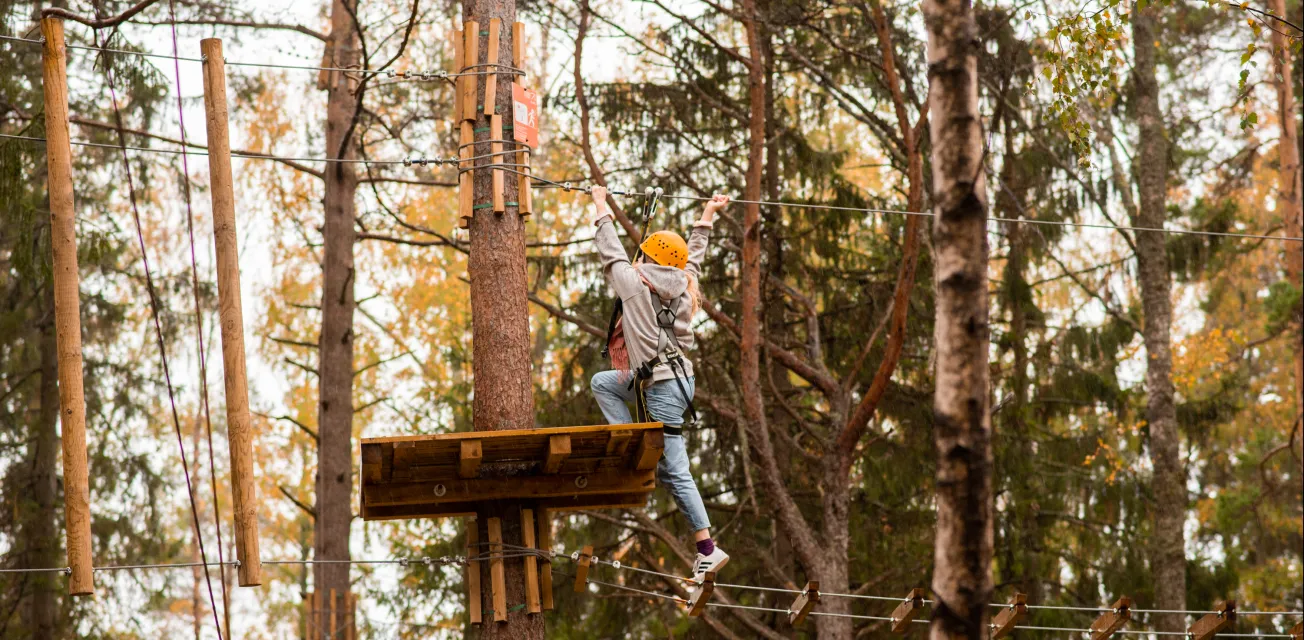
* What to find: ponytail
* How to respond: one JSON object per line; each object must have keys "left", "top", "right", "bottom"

{"left": 685, "top": 273, "right": 703, "bottom": 317}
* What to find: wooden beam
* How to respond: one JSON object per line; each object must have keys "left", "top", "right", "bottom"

{"left": 543, "top": 435, "right": 571, "bottom": 474}
{"left": 1090, "top": 597, "right": 1132, "bottom": 640}
{"left": 487, "top": 517, "right": 507, "bottom": 622}
{"left": 461, "top": 21, "right": 478, "bottom": 121}
{"left": 451, "top": 26, "right": 463, "bottom": 120}
{"left": 41, "top": 16, "right": 93, "bottom": 598}
{"left": 687, "top": 571, "right": 715, "bottom": 618}
{"left": 573, "top": 545, "right": 593, "bottom": 593}
{"left": 361, "top": 492, "right": 653, "bottom": 521}
{"left": 361, "top": 444, "right": 382, "bottom": 484}
{"left": 632, "top": 430, "right": 664, "bottom": 470}
{"left": 1288, "top": 622, "right": 1301, "bottom": 640}
{"left": 538, "top": 508, "right": 554, "bottom": 610}
{"left": 787, "top": 581, "right": 819, "bottom": 626}
{"left": 490, "top": 115, "right": 504, "bottom": 212}
{"left": 329, "top": 588, "right": 337, "bottom": 640}
{"left": 200, "top": 37, "right": 261, "bottom": 589}
{"left": 990, "top": 593, "right": 1028, "bottom": 639}
{"left": 364, "top": 422, "right": 661, "bottom": 445}
{"left": 363, "top": 469, "right": 656, "bottom": 507}
{"left": 1189, "top": 601, "right": 1236, "bottom": 640}
{"left": 459, "top": 121, "right": 473, "bottom": 228}
{"left": 512, "top": 22, "right": 524, "bottom": 68}
{"left": 466, "top": 518, "right": 481, "bottom": 624}
{"left": 521, "top": 508, "right": 541, "bottom": 614}
{"left": 891, "top": 588, "right": 926, "bottom": 634}
{"left": 605, "top": 429, "right": 633, "bottom": 456}
{"left": 458, "top": 440, "right": 483, "bottom": 479}
{"left": 512, "top": 21, "right": 530, "bottom": 218}
{"left": 482, "top": 19, "right": 500, "bottom": 115}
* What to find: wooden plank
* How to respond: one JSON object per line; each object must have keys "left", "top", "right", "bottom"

{"left": 1090, "top": 597, "right": 1132, "bottom": 640}
{"left": 1289, "top": 622, "right": 1301, "bottom": 640}
{"left": 451, "top": 26, "right": 463, "bottom": 121}
{"left": 391, "top": 441, "right": 417, "bottom": 482}
{"left": 200, "top": 37, "right": 261, "bottom": 588}
{"left": 517, "top": 147, "right": 532, "bottom": 216}
{"left": 990, "top": 593, "right": 1028, "bottom": 639}
{"left": 891, "top": 588, "right": 926, "bottom": 633}
{"left": 483, "top": 19, "right": 500, "bottom": 115}
{"left": 1188, "top": 601, "right": 1236, "bottom": 640}
{"left": 491, "top": 115, "right": 504, "bottom": 212}
{"left": 361, "top": 444, "right": 382, "bottom": 484}
{"left": 521, "top": 508, "right": 541, "bottom": 614}
{"left": 362, "top": 492, "right": 652, "bottom": 521}
{"left": 364, "top": 470, "right": 656, "bottom": 507}
{"left": 310, "top": 590, "right": 321, "bottom": 639}
{"left": 605, "top": 430, "right": 633, "bottom": 456}
{"left": 461, "top": 21, "right": 478, "bottom": 121}
{"left": 488, "top": 517, "right": 507, "bottom": 622}
{"left": 459, "top": 440, "right": 483, "bottom": 479}
{"left": 544, "top": 435, "right": 571, "bottom": 474}
{"left": 41, "top": 17, "right": 94, "bottom": 598}
{"left": 363, "top": 422, "right": 661, "bottom": 445}
{"left": 466, "top": 518, "right": 481, "bottom": 624}
{"left": 329, "top": 588, "right": 337, "bottom": 640}
{"left": 459, "top": 120, "right": 474, "bottom": 227}
{"left": 687, "top": 572, "right": 715, "bottom": 618}
{"left": 346, "top": 592, "right": 356, "bottom": 640}
{"left": 632, "top": 430, "right": 664, "bottom": 470}
{"left": 538, "top": 508, "right": 554, "bottom": 610}
{"left": 573, "top": 545, "right": 593, "bottom": 593}
{"left": 787, "top": 581, "right": 819, "bottom": 626}
{"left": 512, "top": 22, "right": 524, "bottom": 68}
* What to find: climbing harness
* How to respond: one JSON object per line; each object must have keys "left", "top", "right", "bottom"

{"left": 596, "top": 187, "right": 697, "bottom": 431}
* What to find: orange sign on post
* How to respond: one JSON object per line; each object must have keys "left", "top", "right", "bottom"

{"left": 512, "top": 82, "right": 539, "bottom": 148}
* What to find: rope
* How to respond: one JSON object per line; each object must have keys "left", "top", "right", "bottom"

{"left": 159, "top": 3, "right": 232, "bottom": 627}
{"left": 95, "top": 24, "right": 224, "bottom": 640}
{"left": 0, "top": 133, "right": 425, "bottom": 164}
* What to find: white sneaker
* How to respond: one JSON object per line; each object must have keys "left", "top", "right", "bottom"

{"left": 691, "top": 547, "right": 729, "bottom": 582}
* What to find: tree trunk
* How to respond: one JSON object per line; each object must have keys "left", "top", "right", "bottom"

{"left": 315, "top": 0, "right": 360, "bottom": 635}
{"left": 922, "top": 0, "right": 994, "bottom": 636}
{"left": 1132, "top": 8, "right": 1185, "bottom": 633}
{"left": 1268, "top": 0, "right": 1302, "bottom": 488}
{"left": 23, "top": 291, "right": 59, "bottom": 640}
{"left": 461, "top": 1, "right": 542, "bottom": 638}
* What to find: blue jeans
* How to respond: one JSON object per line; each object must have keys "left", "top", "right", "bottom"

{"left": 590, "top": 371, "right": 711, "bottom": 532}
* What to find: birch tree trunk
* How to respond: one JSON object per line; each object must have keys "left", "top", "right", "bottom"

{"left": 315, "top": 0, "right": 360, "bottom": 635}
{"left": 1132, "top": 8, "right": 1186, "bottom": 633}
{"left": 922, "top": 0, "right": 994, "bottom": 636}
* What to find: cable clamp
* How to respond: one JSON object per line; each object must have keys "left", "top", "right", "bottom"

{"left": 399, "top": 558, "right": 410, "bottom": 567}
{"left": 570, "top": 551, "right": 579, "bottom": 561}
{"left": 612, "top": 560, "right": 621, "bottom": 569}
{"left": 63, "top": 567, "right": 72, "bottom": 576}
{"left": 562, "top": 182, "right": 573, "bottom": 192}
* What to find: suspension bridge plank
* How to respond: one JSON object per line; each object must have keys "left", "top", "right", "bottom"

{"left": 891, "top": 588, "right": 926, "bottom": 633}
{"left": 991, "top": 593, "right": 1028, "bottom": 639}
{"left": 1090, "top": 597, "right": 1132, "bottom": 640}
{"left": 1188, "top": 601, "right": 1236, "bottom": 640}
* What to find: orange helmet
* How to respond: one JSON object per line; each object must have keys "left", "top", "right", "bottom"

{"left": 640, "top": 230, "right": 688, "bottom": 269}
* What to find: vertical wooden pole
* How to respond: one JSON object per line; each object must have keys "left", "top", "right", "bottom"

{"left": 329, "top": 588, "right": 338, "bottom": 640}
{"left": 487, "top": 516, "right": 507, "bottom": 623}
{"left": 491, "top": 115, "right": 505, "bottom": 212}
{"left": 512, "top": 21, "right": 531, "bottom": 217}
{"left": 40, "top": 16, "right": 93, "bottom": 598}
{"left": 459, "top": 121, "right": 474, "bottom": 228}
{"left": 451, "top": 26, "right": 464, "bottom": 121}
{"left": 199, "top": 37, "right": 262, "bottom": 589}
{"left": 520, "top": 508, "right": 540, "bottom": 614}
{"left": 537, "top": 508, "right": 553, "bottom": 610}
{"left": 467, "top": 518, "right": 482, "bottom": 624}
{"left": 462, "top": 22, "right": 479, "bottom": 121}
{"left": 483, "top": 19, "right": 501, "bottom": 115}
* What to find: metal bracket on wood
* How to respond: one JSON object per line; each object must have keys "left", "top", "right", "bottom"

{"left": 787, "top": 581, "right": 819, "bottom": 626}
{"left": 1090, "top": 597, "right": 1132, "bottom": 640}
{"left": 990, "top": 593, "right": 1028, "bottom": 639}
{"left": 891, "top": 588, "right": 927, "bottom": 633}
{"left": 1188, "top": 601, "right": 1236, "bottom": 640}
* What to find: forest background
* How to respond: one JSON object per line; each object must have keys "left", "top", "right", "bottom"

{"left": 0, "top": 0, "right": 1301, "bottom": 637}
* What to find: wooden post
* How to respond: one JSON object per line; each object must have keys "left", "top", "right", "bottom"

{"left": 459, "top": 440, "right": 483, "bottom": 478}
{"left": 891, "top": 588, "right": 927, "bottom": 633}
{"left": 512, "top": 21, "right": 531, "bottom": 217}
{"left": 461, "top": 22, "right": 479, "bottom": 121}
{"left": 199, "top": 37, "right": 262, "bottom": 589}
{"left": 483, "top": 19, "right": 501, "bottom": 115}
{"left": 1188, "top": 601, "right": 1236, "bottom": 640}
{"left": 41, "top": 16, "right": 93, "bottom": 597}
{"left": 467, "top": 518, "right": 482, "bottom": 624}
{"left": 346, "top": 592, "right": 357, "bottom": 640}
{"left": 787, "top": 581, "right": 819, "bottom": 626}
{"left": 491, "top": 115, "right": 504, "bottom": 212}
{"left": 1090, "top": 597, "right": 1132, "bottom": 640}
{"left": 1288, "top": 621, "right": 1301, "bottom": 640}
{"left": 990, "top": 593, "right": 1028, "bottom": 639}
{"left": 521, "top": 508, "right": 541, "bottom": 614}
{"left": 459, "top": 121, "right": 474, "bottom": 228}
{"left": 329, "top": 588, "right": 338, "bottom": 640}
{"left": 573, "top": 544, "right": 593, "bottom": 593}
{"left": 537, "top": 508, "right": 554, "bottom": 610}
{"left": 487, "top": 517, "right": 507, "bottom": 622}
{"left": 687, "top": 571, "right": 715, "bottom": 618}
{"left": 451, "top": 26, "right": 464, "bottom": 121}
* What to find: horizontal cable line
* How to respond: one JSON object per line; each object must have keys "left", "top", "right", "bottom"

{"left": 809, "top": 610, "right": 902, "bottom": 622}
{"left": 715, "top": 581, "right": 803, "bottom": 595}
{"left": 1, "top": 557, "right": 463, "bottom": 575}
{"left": 0, "top": 132, "right": 419, "bottom": 164}
{"left": 706, "top": 601, "right": 791, "bottom": 614}
{"left": 588, "top": 578, "right": 687, "bottom": 604}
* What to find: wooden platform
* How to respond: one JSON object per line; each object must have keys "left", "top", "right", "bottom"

{"left": 359, "top": 423, "right": 664, "bottom": 520}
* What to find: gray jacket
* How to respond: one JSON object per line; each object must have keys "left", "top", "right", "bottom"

{"left": 594, "top": 217, "right": 710, "bottom": 382}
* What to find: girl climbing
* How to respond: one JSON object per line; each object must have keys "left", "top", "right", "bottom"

{"left": 588, "top": 185, "right": 731, "bottom": 582}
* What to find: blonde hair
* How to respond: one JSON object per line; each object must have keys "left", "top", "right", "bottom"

{"left": 685, "top": 273, "right": 703, "bottom": 316}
